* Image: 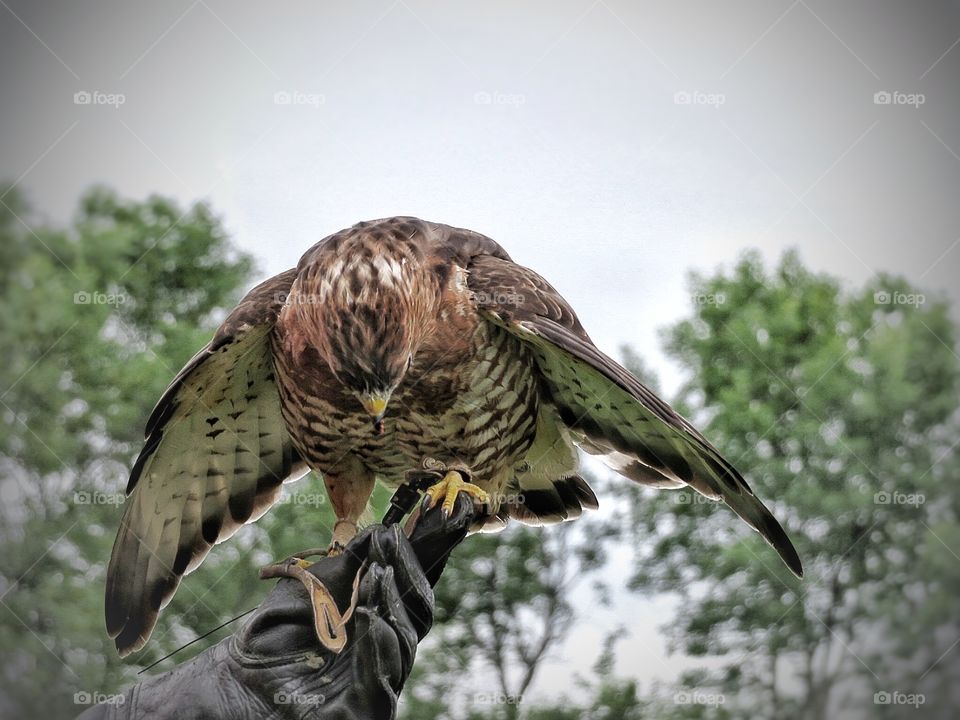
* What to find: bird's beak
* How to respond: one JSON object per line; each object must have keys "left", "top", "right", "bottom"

{"left": 361, "top": 392, "right": 390, "bottom": 434}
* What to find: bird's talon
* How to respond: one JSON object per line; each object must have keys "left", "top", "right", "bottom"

{"left": 424, "top": 469, "right": 489, "bottom": 516}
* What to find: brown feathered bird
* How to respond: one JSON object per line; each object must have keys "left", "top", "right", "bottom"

{"left": 105, "top": 217, "right": 802, "bottom": 655}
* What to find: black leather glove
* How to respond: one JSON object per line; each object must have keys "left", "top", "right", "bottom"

{"left": 77, "top": 495, "right": 475, "bottom": 720}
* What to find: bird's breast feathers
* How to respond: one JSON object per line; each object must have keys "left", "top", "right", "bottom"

{"left": 273, "top": 317, "right": 538, "bottom": 483}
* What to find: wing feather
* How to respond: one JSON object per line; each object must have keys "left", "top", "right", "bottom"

{"left": 105, "top": 269, "right": 310, "bottom": 656}
{"left": 466, "top": 254, "right": 802, "bottom": 577}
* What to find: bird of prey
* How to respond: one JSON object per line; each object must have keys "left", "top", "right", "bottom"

{"left": 105, "top": 216, "right": 802, "bottom": 656}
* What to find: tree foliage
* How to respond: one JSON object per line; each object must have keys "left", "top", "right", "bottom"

{"left": 4, "top": 188, "right": 957, "bottom": 720}
{"left": 626, "top": 250, "right": 960, "bottom": 719}
{"left": 0, "top": 187, "right": 310, "bottom": 717}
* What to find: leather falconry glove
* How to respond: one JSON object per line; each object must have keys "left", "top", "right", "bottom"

{"left": 77, "top": 494, "right": 476, "bottom": 720}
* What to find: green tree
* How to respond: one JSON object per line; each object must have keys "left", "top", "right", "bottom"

{"left": 400, "top": 523, "right": 580, "bottom": 720}
{"left": 399, "top": 499, "right": 622, "bottom": 720}
{"left": 1, "top": 185, "right": 615, "bottom": 720}
{"left": 0, "top": 186, "right": 299, "bottom": 717}
{"left": 625, "top": 250, "right": 960, "bottom": 719}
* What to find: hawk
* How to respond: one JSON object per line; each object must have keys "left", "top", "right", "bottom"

{"left": 106, "top": 217, "right": 802, "bottom": 656}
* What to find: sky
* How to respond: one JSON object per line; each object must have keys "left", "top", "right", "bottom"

{"left": 2, "top": 0, "right": 960, "bottom": 706}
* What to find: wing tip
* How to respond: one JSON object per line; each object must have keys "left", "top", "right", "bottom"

{"left": 105, "top": 579, "right": 169, "bottom": 657}
{"left": 780, "top": 537, "right": 804, "bottom": 578}
{"left": 756, "top": 507, "right": 803, "bottom": 578}
{"left": 566, "top": 475, "right": 599, "bottom": 511}
{"left": 113, "top": 621, "right": 152, "bottom": 657}
{"left": 719, "top": 487, "right": 803, "bottom": 578}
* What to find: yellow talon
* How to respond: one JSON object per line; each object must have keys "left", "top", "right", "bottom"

{"left": 424, "top": 470, "right": 489, "bottom": 516}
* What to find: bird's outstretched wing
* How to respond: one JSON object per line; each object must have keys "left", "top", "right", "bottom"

{"left": 466, "top": 254, "right": 802, "bottom": 577}
{"left": 105, "top": 269, "right": 309, "bottom": 656}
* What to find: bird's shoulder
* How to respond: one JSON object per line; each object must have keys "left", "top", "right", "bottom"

{"left": 294, "top": 216, "right": 513, "bottom": 273}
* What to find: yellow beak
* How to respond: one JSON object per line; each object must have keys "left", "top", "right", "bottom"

{"left": 361, "top": 393, "right": 389, "bottom": 420}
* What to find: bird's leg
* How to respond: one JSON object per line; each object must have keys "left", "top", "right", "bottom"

{"left": 258, "top": 526, "right": 359, "bottom": 572}
{"left": 328, "top": 520, "right": 359, "bottom": 556}
{"left": 323, "top": 464, "right": 376, "bottom": 557}
{"left": 421, "top": 459, "right": 489, "bottom": 518}
{"left": 259, "top": 461, "right": 374, "bottom": 573}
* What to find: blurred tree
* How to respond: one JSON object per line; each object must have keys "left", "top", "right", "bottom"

{"left": 399, "top": 502, "right": 623, "bottom": 720}
{"left": 0, "top": 186, "right": 348, "bottom": 718}
{"left": 5, "top": 187, "right": 957, "bottom": 720}
{"left": 0, "top": 185, "right": 618, "bottom": 720}
{"left": 625, "top": 250, "right": 960, "bottom": 719}
{"left": 2, "top": 185, "right": 619, "bottom": 720}
{"left": 402, "top": 563, "right": 653, "bottom": 720}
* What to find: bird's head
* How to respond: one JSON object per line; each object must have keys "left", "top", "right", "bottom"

{"left": 325, "top": 321, "right": 418, "bottom": 434}
{"left": 288, "top": 243, "right": 436, "bottom": 433}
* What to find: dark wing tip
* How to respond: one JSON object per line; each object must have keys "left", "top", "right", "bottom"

{"left": 107, "top": 576, "right": 172, "bottom": 656}
{"left": 566, "top": 475, "right": 600, "bottom": 510}
{"left": 781, "top": 539, "right": 804, "bottom": 578}
{"left": 755, "top": 507, "right": 803, "bottom": 578}
{"left": 104, "top": 517, "right": 173, "bottom": 656}
{"left": 114, "top": 620, "right": 152, "bottom": 657}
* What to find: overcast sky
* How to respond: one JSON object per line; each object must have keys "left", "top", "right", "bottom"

{"left": 3, "top": 0, "right": 959, "bottom": 704}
